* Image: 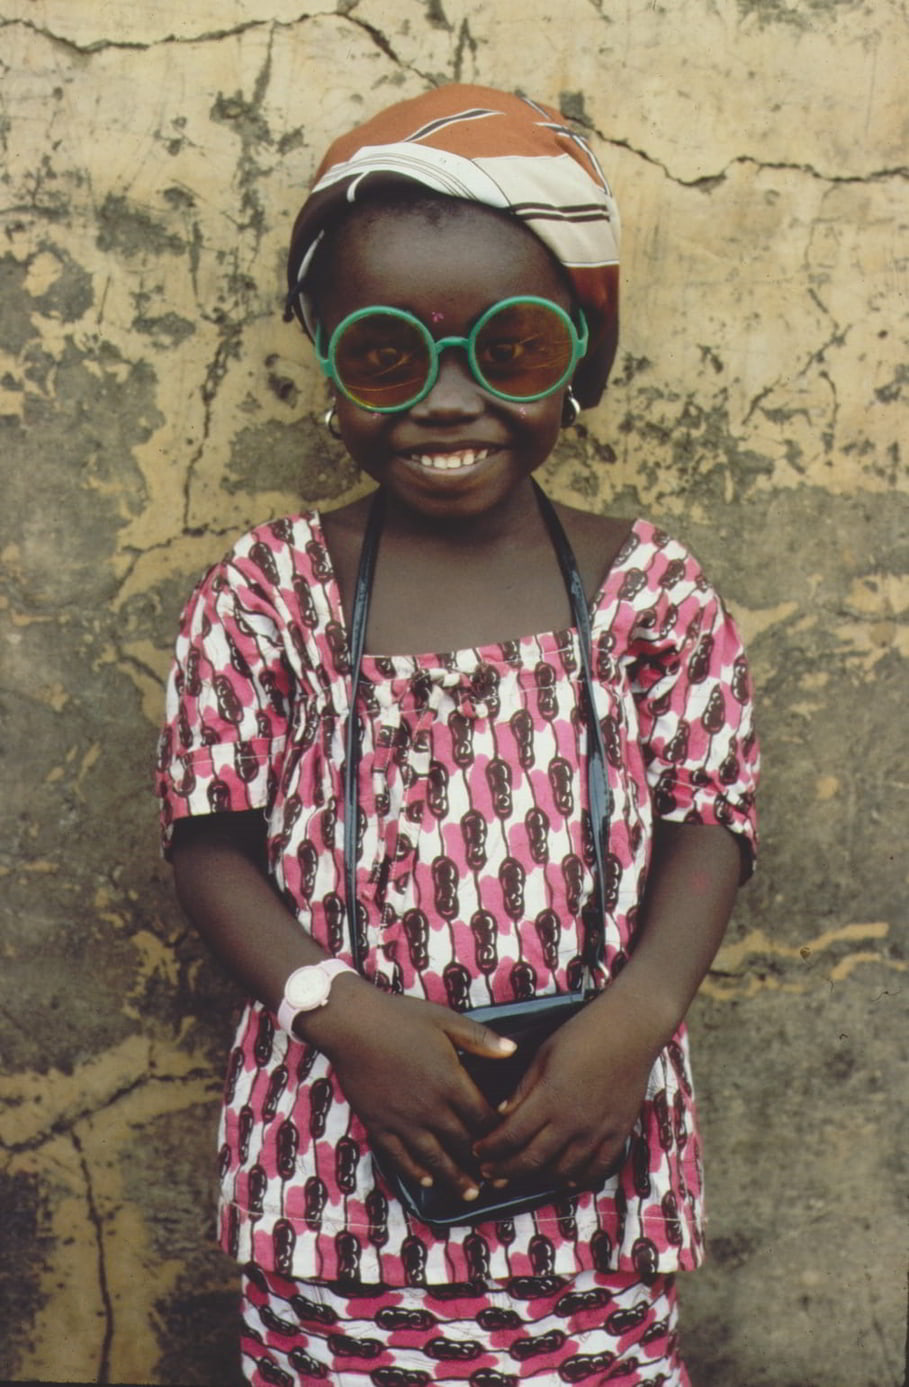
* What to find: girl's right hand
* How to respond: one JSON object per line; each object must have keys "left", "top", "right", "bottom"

{"left": 303, "top": 976, "right": 515, "bottom": 1202}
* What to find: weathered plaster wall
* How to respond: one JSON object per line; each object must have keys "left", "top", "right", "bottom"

{"left": 1, "top": 2, "right": 905, "bottom": 1384}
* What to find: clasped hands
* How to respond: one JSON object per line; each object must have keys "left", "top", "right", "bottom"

{"left": 318, "top": 982, "right": 658, "bottom": 1203}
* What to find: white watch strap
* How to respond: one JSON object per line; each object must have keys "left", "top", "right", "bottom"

{"left": 276, "top": 959, "right": 353, "bottom": 1035}
{"left": 276, "top": 996, "right": 299, "bottom": 1035}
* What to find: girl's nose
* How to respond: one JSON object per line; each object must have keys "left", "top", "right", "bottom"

{"left": 408, "top": 347, "right": 484, "bottom": 420}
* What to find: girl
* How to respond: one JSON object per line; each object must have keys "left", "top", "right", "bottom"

{"left": 158, "top": 85, "right": 758, "bottom": 1387}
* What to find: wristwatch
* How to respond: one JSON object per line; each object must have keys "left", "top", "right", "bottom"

{"left": 276, "top": 959, "right": 354, "bottom": 1035}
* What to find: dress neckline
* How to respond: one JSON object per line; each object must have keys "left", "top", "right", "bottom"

{"left": 304, "top": 508, "right": 646, "bottom": 668}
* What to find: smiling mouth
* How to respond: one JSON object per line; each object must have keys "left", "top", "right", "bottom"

{"left": 403, "top": 447, "right": 497, "bottom": 473}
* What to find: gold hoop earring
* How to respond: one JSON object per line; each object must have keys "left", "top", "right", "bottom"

{"left": 561, "top": 387, "right": 581, "bottom": 428}
{"left": 323, "top": 403, "right": 342, "bottom": 440}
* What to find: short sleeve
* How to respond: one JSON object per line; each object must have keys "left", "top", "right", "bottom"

{"left": 625, "top": 538, "right": 759, "bottom": 874}
{"left": 156, "top": 556, "right": 294, "bottom": 853}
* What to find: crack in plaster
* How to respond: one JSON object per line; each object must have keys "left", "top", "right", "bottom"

{"left": 211, "top": 31, "right": 274, "bottom": 254}
{"left": 742, "top": 286, "right": 847, "bottom": 431}
{"left": 331, "top": 10, "right": 438, "bottom": 84}
{"left": 114, "top": 645, "right": 167, "bottom": 691}
{"left": 0, "top": 13, "right": 283, "bottom": 54}
{"left": 110, "top": 522, "right": 251, "bottom": 600}
{"left": 598, "top": 133, "right": 909, "bottom": 191}
{"left": 183, "top": 324, "right": 244, "bottom": 532}
{"left": 3, "top": 14, "right": 906, "bottom": 189}
{"left": 70, "top": 1129, "right": 114, "bottom": 1385}
{"left": 344, "top": 11, "right": 408, "bottom": 66}
{"left": 0, "top": 9, "right": 433, "bottom": 82}
{"left": 452, "top": 17, "right": 478, "bottom": 83}
{"left": 1, "top": 1067, "right": 215, "bottom": 1158}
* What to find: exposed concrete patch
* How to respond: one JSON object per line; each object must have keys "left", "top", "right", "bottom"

{"left": 683, "top": 969, "right": 908, "bottom": 1386}
{"left": 153, "top": 1281, "right": 244, "bottom": 1387}
{"left": 2, "top": 337, "right": 160, "bottom": 608}
{"left": 0, "top": 1170, "right": 54, "bottom": 1381}
{"left": 224, "top": 416, "right": 359, "bottom": 498}
{"left": 132, "top": 313, "right": 197, "bottom": 347}
{"left": 97, "top": 193, "right": 188, "bottom": 259}
{"left": 734, "top": 0, "right": 866, "bottom": 30}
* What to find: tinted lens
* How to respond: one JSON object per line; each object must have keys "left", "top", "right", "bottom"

{"left": 333, "top": 312, "right": 431, "bottom": 409}
{"left": 473, "top": 301, "right": 575, "bottom": 398}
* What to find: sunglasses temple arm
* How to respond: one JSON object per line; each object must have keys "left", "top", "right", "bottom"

{"left": 310, "top": 324, "right": 335, "bottom": 380}
{"left": 576, "top": 309, "right": 590, "bottom": 356}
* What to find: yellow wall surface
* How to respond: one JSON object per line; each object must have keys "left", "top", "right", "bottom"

{"left": 1, "top": 1, "right": 906, "bottom": 1383}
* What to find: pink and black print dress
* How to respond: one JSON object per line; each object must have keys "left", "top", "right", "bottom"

{"left": 157, "top": 509, "right": 758, "bottom": 1288}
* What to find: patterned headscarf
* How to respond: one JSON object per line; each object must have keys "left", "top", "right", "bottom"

{"left": 285, "top": 84, "right": 620, "bottom": 408}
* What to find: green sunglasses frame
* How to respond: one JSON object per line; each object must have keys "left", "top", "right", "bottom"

{"left": 314, "top": 295, "right": 589, "bottom": 413}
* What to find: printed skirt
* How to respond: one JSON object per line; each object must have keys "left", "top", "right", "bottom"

{"left": 240, "top": 1264, "right": 690, "bottom": 1385}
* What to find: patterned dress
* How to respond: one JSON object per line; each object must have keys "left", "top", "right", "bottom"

{"left": 157, "top": 509, "right": 758, "bottom": 1289}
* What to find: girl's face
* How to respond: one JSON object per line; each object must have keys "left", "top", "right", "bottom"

{"left": 314, "top": 204, "right": 575, "bottom": 523}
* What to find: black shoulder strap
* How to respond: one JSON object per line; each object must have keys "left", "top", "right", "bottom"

{"left": 343, "top": 482, "right": 611, "bottom": 988}
{"left": 532, "top": 482, "right": 611, "bottom": 984}
{"left": 343, "top": 488, "right": 385, "bottom": 974}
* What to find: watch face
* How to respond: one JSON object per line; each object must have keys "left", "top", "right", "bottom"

{"left": 285, "top": 967, "right": 330, "bottom": 1010}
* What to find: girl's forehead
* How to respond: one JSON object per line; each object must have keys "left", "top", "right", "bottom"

{"left": 317, "top": 202, "right": 574, "bottom": 321}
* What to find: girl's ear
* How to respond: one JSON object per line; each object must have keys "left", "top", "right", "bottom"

{"left": 561, "top": 386, "right": 581, "bottom": 429}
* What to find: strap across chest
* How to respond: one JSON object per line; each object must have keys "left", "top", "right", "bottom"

{"left": 343, "top": 481, "right": 612, "bottom": 990}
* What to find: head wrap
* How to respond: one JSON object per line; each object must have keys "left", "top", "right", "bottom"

{"left": 286, "top": 84, "right": 620, "bottom": 408}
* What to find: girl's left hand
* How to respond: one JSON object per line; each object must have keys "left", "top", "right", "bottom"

{"left": 471, "top": 991, "right": 662, "bottom": 1191}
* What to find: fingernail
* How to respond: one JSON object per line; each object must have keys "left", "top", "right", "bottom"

{"left": 492, "top": 1178, "right": 508, "bottom": 1189}
{"left": 462, "top": 1186, "right": 480, "bottom": 1201}
{"left": 420, "top": 1176, "right": 434, "bottom": 1188}
{"left": 497, "top": 1100, "right": 510, "bottom": 1114}
{"left": 497, "top": 1037, "right": 517, "bottom": 1054}
{"left": 479, "top": 1166, "right": 494, "bottom": 1179}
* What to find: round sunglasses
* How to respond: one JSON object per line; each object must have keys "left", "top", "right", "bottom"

{"left": 314, "top": 296, "right": 589, "bottom": 413}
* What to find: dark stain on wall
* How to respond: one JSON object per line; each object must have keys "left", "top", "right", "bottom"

{"left": 224, "top": 415, "right": 359, "bottom": 497}
{"left": 0, "top": 1171, "right": 53, "bottom": 1380}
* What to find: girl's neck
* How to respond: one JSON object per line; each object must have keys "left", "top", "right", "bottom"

{"left": 320, "top": 483, "right": 632, "bottom": 658}
{"left": 379, "top": 477, "right": 546, "bottom": 551}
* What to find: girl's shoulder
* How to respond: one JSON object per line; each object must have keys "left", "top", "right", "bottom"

{"left": 229, "top": 508, "right": 326, "bottom": 559}
{"left": 180, "top": 510, "right": 337, "bottom": 632}
{"left": 199, "top": 509, "right": 332, "bottom": 593}
{"left": 552, "top": 503, "right": 695, "bottom": 611}
{"left": 561, "top": 511, "right": 728, "bottom": 661}
{"left": 552, "top": 503, "right": 633, "bottom": 605}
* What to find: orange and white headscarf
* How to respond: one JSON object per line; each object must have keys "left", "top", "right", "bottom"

{"left": 285, "top": 84, "right": 620, "bottom": 407}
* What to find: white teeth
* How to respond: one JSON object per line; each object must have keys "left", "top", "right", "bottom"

{"left": 408, "top": 448, "right": 493, "bottom": 472}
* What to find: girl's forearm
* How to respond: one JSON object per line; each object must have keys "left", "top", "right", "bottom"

{"left": 170, "top": 811, "right": 339, "bottom": 1016}
{"left": 599, "top": 821, "right": 743, "bottom": 1054}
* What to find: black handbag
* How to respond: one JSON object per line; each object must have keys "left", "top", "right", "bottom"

{"left": 343, "top": 481, "right": 613, "bottom": 1228}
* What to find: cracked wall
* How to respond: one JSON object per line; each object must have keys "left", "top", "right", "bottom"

{"left": 0, "top": 2, "right": 906, "bottom": 1384}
